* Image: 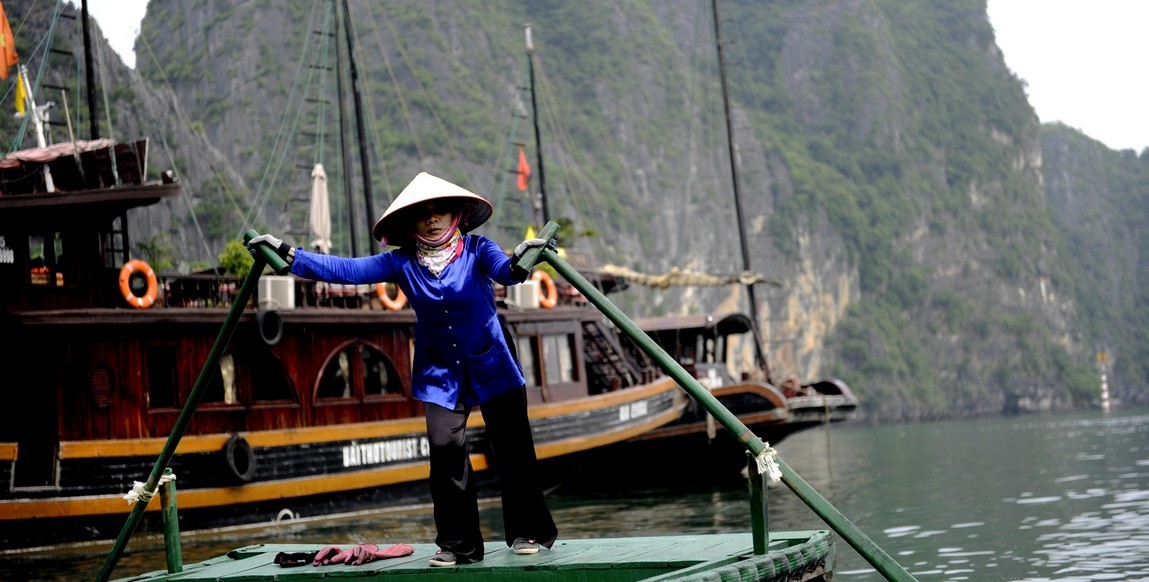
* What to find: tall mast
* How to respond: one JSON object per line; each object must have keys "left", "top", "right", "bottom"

{"left": 341, "top": 0, "right": 375, "bottom": 254}
{"left": 334, "top": 0, "right": 359, "bottom": 256}
{"left": 712, "top": 0, "right": 767, "bottom": 372}
{"left": 525, "top": 25, "right": 550, "bottom": 226}
{"left": 18, "top": 66, "right": 55, "bottom": 192}
{"left": 80, "top": 0, "right": 98, "bottom": 139}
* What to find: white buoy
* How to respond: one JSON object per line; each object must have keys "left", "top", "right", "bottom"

{"left": 1100, "top": 372, "right": 1110, "bottom": 413}
{"left": 1097, "top": 351, "right": 1111, "bottom": 413}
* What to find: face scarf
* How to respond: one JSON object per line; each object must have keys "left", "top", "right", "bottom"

{"left": 413, "top": 213, "right": 463, "bottom": 277}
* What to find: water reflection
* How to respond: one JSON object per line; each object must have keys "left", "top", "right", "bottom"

{"left": 776, "top": 410, "right": 1149, "bottom": 581}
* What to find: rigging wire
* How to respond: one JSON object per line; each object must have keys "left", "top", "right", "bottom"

{"left": 527, "top": 51, "right": 612, "bottom": 258}
{"left": 153, "top": 117, "right": 214, "bottom": 262}
{"left": 489, "top": 54, "right": 531, "bottom": 241}
{"left": 6, "top": 0, "right": 63, "bottom": 153}
{"left": 368, "top": 5, "right": 479, "bottom": 193}
{"left": 137, "top": 29, "right": 248, "bottom": 236}
{"left": 240, "top": 0, "right": 328, "bottom": 234}
{"left": 312, "top": 3, "right": 334, "bottom": 168}
{"left": 352, "top": 3, "right": 407, "bottom": 199}
{"left": 91, "top": 24, "right": 119, "bottom": 184}
{"left": 360, "top": 7, "right": 425, "bottom": 164}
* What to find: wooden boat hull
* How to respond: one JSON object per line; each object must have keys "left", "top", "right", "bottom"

{"left": 0, "top": 377, "right": 683, "bottom": 548}
{"left": 113, "top": 531, "right": 834, "bottom": 582}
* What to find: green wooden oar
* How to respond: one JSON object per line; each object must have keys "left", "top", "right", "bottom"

{"left": 97, "top": 230, "right": 289, "bottom": 582}
{"left": 514, "top": 221, "right": 917, "bottom": 582}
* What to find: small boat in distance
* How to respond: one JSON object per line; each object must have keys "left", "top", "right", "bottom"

{"left": 619, "top": 312, "right": 857, "bottom": 470}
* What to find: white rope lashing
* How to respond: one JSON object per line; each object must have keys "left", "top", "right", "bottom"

{"left": 754, "top": 445, "right": 782, "bottom": 485}
{"left": 122, "top": 472, "right": 177, "bottom": 505}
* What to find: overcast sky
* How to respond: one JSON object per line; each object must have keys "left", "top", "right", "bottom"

{"left": 87, "top": 0, "right": 1147, "bottom": 153}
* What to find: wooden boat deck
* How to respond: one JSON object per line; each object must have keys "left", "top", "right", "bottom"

{"left": 114, "top": 531, "right": 833, "bottom": 582}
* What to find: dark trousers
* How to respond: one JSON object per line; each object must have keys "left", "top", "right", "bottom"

{"left": 426, "top": 387, "right": 558, "bottom": 562}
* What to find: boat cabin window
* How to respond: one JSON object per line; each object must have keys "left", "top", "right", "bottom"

{"left": 318, "top": 348, "right": 355, "bottom": 399}
{"left": 317, "top": 341, "right": 404, "bottom": 401}
{"left": 102, "top": 216, "right": 127, "bottom": 269}
{"left": 147, "top": 346, "right": 180, "bottom": 410}
{"left": 516, "top": 336, "right": 540, "bottom": 387}
{"left": 680, "top": 338, "right": 696, "bottom": 366}
{"left": 199, "top": 349, "right": 296, "bottom": 406}
{"left": 542, "top": 333, "right": 577, "bottom": 384}
{"left": 203, "top": 353, "right": 241, "bottom": 405}
{"left": 27, "top": 232, "right": 69, "bottom": 286}
{"left": 249, "top": 350, "right": 296, "bottom": 403}
{"left": 362, "top": 343, "right": 404, "bottom": 398}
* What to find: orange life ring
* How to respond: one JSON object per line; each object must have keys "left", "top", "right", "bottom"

{"left": 376, "top": 282, "right": 407, "bottom": 310}
{"left": 533, "top": 270, "right": 558, "bottom": 309}
{"left": 119, "top": 259, "right": 158, "bottom": 309}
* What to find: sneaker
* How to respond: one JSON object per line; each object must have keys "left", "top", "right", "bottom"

{"left": 512, "top": 538, "right": 543, "bottom": 555}
{"left": 429, "top": 550, "right": 456, "bottom": 567}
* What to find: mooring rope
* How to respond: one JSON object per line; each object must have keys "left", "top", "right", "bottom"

{"left": 122, "top": 472, "right": 177, "bottom": 505}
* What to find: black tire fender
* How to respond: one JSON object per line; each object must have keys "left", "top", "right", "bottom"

{"left": 223, "top": 433, "right": 257, "bottom": 483}
{"left": 256, "top": 309, "right": 284, "bottom": 346}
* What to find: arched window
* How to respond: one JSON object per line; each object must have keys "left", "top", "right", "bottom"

{"left": 361, "top": 343, "right": 404, "bottom": 398}
{"left": 317, "top": 346, "right": 356, "bottom": 400}
{"left": 248, "top": 350, "right": 296, "bottom": 403}
{"left": 316, "top": 340, "right": 405, "bottom": 401}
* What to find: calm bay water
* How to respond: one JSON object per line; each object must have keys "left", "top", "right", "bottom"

{"left": 5, "top": 408, "right": 1148, "bottom": 581}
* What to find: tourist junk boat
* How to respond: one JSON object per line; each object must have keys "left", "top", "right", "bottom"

{"left": 0, "top": 3, "right": 683, "bottom": 550}
{"left": 0, "top": 137, "right": 687, "bottom": 549}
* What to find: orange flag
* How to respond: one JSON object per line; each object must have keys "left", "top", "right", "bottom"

{"left": 517, "top": 147, "right": 531, "bottom": 191}
{"left": 0, "top": 1, "right": 18, "bottom": 80}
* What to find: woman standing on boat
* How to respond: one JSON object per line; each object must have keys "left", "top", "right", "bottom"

{"left": 249, "top": 172, "right": 557, "bottom": 567}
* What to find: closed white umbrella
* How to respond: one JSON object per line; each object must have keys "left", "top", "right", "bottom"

{"left": 309, "top": 163, "right": 332, "bottom": 254}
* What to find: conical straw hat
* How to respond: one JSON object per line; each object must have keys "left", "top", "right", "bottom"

{"left": 371, "top": 172, "right": 493, "bottom": 245}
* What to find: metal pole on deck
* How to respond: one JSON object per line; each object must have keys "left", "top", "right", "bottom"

{"left": 159, "top": 468, "right": 183, "bottom": 573}
{"left": 747, "top": 452, "right": 769, "bottom": 554}
{"left": 96, "top": 232, "right": 290, "bottom": 581}
{"left": 514, "top": 222, "right": 918, "bottom": 582}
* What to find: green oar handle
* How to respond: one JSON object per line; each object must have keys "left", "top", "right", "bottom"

{"left": 98, "top": 231, "right": 284, "bottom": 581}
{"left": 244, "top": 229, "right": 291, "bottom": 275}
{"left": 511, "top": 222, "right": 561, "bottom": 280}
{"left": 516, "top": 220, "right": 917, "bottom": 582}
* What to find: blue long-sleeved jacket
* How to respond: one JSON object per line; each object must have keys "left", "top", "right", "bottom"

{"left": 290, "top": 235, "right": 525, "bottom": 409}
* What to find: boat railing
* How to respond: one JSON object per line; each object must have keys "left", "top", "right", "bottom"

{"left": 153, "top": 271, "right": 591, "bottom": 311}
{"left": 157, "top": 272, "right": 392, "bottom": 311}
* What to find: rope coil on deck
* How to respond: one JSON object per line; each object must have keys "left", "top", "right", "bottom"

{"left": 122, "top": 472, "right": 177, "bottom": 505}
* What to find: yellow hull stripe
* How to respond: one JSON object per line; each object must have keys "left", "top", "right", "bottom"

{"left": 0, "top": 455, "right": 486, "bottom": 520}
{"left": 2, "top": 383, "right": 683, "bottom": 521}
{"left": 59, "top": 378, "right": 679, "bottom": 459}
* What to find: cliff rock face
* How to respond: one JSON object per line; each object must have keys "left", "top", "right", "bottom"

{"left": 1040, "top": 124, "right": 1149, "bottom": 409}
{"left": 129, "top": 0, "right": 1099, "bottom": 421}
{"left": 11, "top": 0, "right": 1137, "bottom": 421}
